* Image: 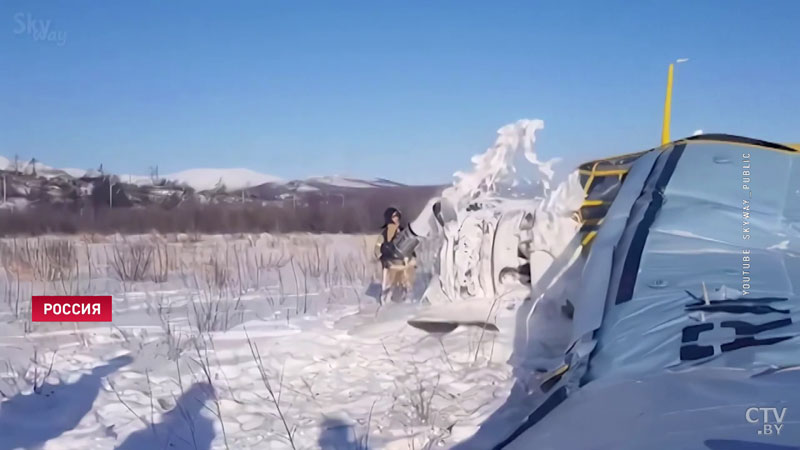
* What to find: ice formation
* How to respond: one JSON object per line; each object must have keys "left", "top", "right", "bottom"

{"left": 443, "top": 119, "right": 555, "bottom": 209}
{"left": 424, "top": 119, "right": 584, "bottom": 304}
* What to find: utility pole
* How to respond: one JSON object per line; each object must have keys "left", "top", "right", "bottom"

{"left": 242, "top": 182, "right": 251, "bottom": 204}
{"left": 2, "top": 174, "right": 6, "bottom": 203}
{"left": 109, "top": 178, "right": 113, "bottom": 208}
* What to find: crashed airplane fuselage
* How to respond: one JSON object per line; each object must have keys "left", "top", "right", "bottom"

{"left": 458, "top": 134, "right": 800, "bottom": 449}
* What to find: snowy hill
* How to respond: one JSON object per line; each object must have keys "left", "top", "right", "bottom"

{"left": 162, "top": 168, "right": 284, "bottom": 192}
{"left": 0, "top": 154, "right": 443, "bottom": 219}
{"left": 0, "top": 155, "right": 416, "bottom": 193}
{"left": 304, "top": 175, "right": 405, "bottom": 189}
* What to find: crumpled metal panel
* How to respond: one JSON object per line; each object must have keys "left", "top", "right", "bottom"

{"left": 501, "top": 141, "right": 800, "bottom": 449}
{"left": 570, "top": 149, "right": 662, "bottom": 344}
{"left": 452, "top": 150, "right": 662, "bottom": 450}
{"left": 504, "top": 367, "right": 800, "bottom": 450}
{"left": 590, "top": 143, "right": 800, "bottom": 381}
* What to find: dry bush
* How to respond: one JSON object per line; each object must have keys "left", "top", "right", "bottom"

{"left": 0, "top": 238, "right": 79, "bottom": 282}
{"left": 190, "top": 337, "right": 231, "bottom": 449}
{"left": 191, "top": 290, "right": 242, "bottom": 334}
{"left": 80, "top": 233, "right": 108, "bottom": 244}
{"left": 37, "top": 239, "right": 78, "bottom": 282}
{"left": 296, "top": 241, "right": 329, "bottom": 279}
{"left": 406, "top": 371, "right": 440, "bottom": 426}
{"left": 246, "top": 331, "right": 297, "bottom": 450}
{"left": 0, "top": 241, "right": 20, "bottom": 276}
{"left": 203, "top": 254, "right": 231, "bottom": 296}
{"left": 151, "top": 243, "right": 169, "bottom": 283}
{"left": 0, "top": 348, "right": 57, "bottom": 400}
{"left": 144, "top": 295, "right": 187, "bottom": 360}
{"left": 339, "top": 253, "right": 375, "bottom": 286}
{"left": 259, "top": 247, "right": 290, "bottom": 271}
{"left": 261, "top": 234, "right": 281, "bottom": 249}
{"left": 328, "top": 254, "right": 348, "bottom": 287}
{"left": 187, "top": 231, "right": 203, "bottom": 243}
{"left": 289, "top": 235, "right": 314, "bottom": 247}
{"left": 186, "top": 252, "right": 244, "bottom": 333}
{"left": 109, "top": 241, "right": 154, "bottom": 282}
{"left": 149, "top": 237, "right": 176, "bottom": 283}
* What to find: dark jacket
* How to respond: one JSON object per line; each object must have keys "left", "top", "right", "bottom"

{"left": 375, "top": 207, "right": 402, "bottom": 268}
{"left": 374, "top": 207, "right": 416, "bottom": 268}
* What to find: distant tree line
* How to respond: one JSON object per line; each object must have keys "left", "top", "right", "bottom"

{"left": 0, "top": 186, "right": 443, "bottom": 236}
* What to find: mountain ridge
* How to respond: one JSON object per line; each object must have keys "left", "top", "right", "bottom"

{"left": 0, "top": 155, "right": 427, "bottom": 193}
{"left": 0, "top": 155, "right": 444, "bottom": 214}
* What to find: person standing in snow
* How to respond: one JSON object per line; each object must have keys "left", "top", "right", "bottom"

{"left": 374, "top": 207, "right": 416, "bottom": 303}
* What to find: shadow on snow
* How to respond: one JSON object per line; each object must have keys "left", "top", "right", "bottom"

{"left": 318, "top": 417, "right": 371, "bottom": 450}
{"left": 115, "top": 382, "right": 216, "bottom": 450}
{"left": 0, "top": 354, "right": 132, "bottom": 450}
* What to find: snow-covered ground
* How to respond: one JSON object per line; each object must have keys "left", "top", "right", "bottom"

{"left": 0, "top": 233, "right": 519, "bottom": 450}
{"left": 0, "top": 118, "right": 583, "bottom": 449}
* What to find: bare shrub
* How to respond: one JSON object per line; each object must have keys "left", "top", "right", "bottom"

{"left": 297, "top": 241, "right": 327, "bottom": 279}
{"left": 10, "top": 238, "right": 78, "bottom": 282}
{"left": 0, "top": 239, "right": 82, "bottom": 297}
{"left": 261, "top": 247, "right": 290, "bottom": 270}
{"left": 204, "top": 254, "right": 231, "bottom": 296}
{"left": 144, "top": 294, "right": 187, "bottom": 360}
{"left": 357, "top": 402, "right": 377, "bottom": 450}
{"left": 187, "top": 231, "right": 203, "bottom": 243}
{"left": 0, "top": 348, "right": 57, "bottom": 399}
{"left": 246, "top": 330, "right": 297, "bottom": 450}
{"left": 191, "top": 337, "right": 231, "bottom": 449}
{"left": 1, "top": 270, "right": 25, "bottom": 318}
{"left": 188, "top": 255, "right": 243, "bottom": 334}
{"left": 109, "top": 241, "right": 154, "bottom": 282}
{"left": 261, "top": 235, "right": 281, "bottom": 249}
{"left": 191, "top": 292, "right": 240, "bottom": 334}
{"left": 150, "top": 238, "right": 172, "bottom": 283}
{"left": 81, "top": 233, "right": 107, "bottom": 244}
{"left": 341, "top": 254, "right": 366, "bottom": 286}
{"left": 408, "top": 372, "right": 440, "bottom": 425}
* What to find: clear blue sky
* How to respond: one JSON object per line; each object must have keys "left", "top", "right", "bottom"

{"left": 1, "top": 1, "right": 798, "bottom": 184}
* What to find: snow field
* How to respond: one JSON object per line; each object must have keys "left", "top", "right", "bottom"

{"left": 0, "top": 232, "right": 515, "bottom": 449}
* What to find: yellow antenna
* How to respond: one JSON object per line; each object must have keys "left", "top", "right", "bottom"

{"left": 661, "top": 58, "right": 689, "bottom": 145}
{"left": 785, "top": 143, "right": 800, "bottom": 151}
{"left": 661, "top": 64, "right": 674, "bottom": 145}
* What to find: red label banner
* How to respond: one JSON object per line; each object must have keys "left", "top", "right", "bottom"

{"left": 31, "top": 296, "right": 112, "bottom": 322}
